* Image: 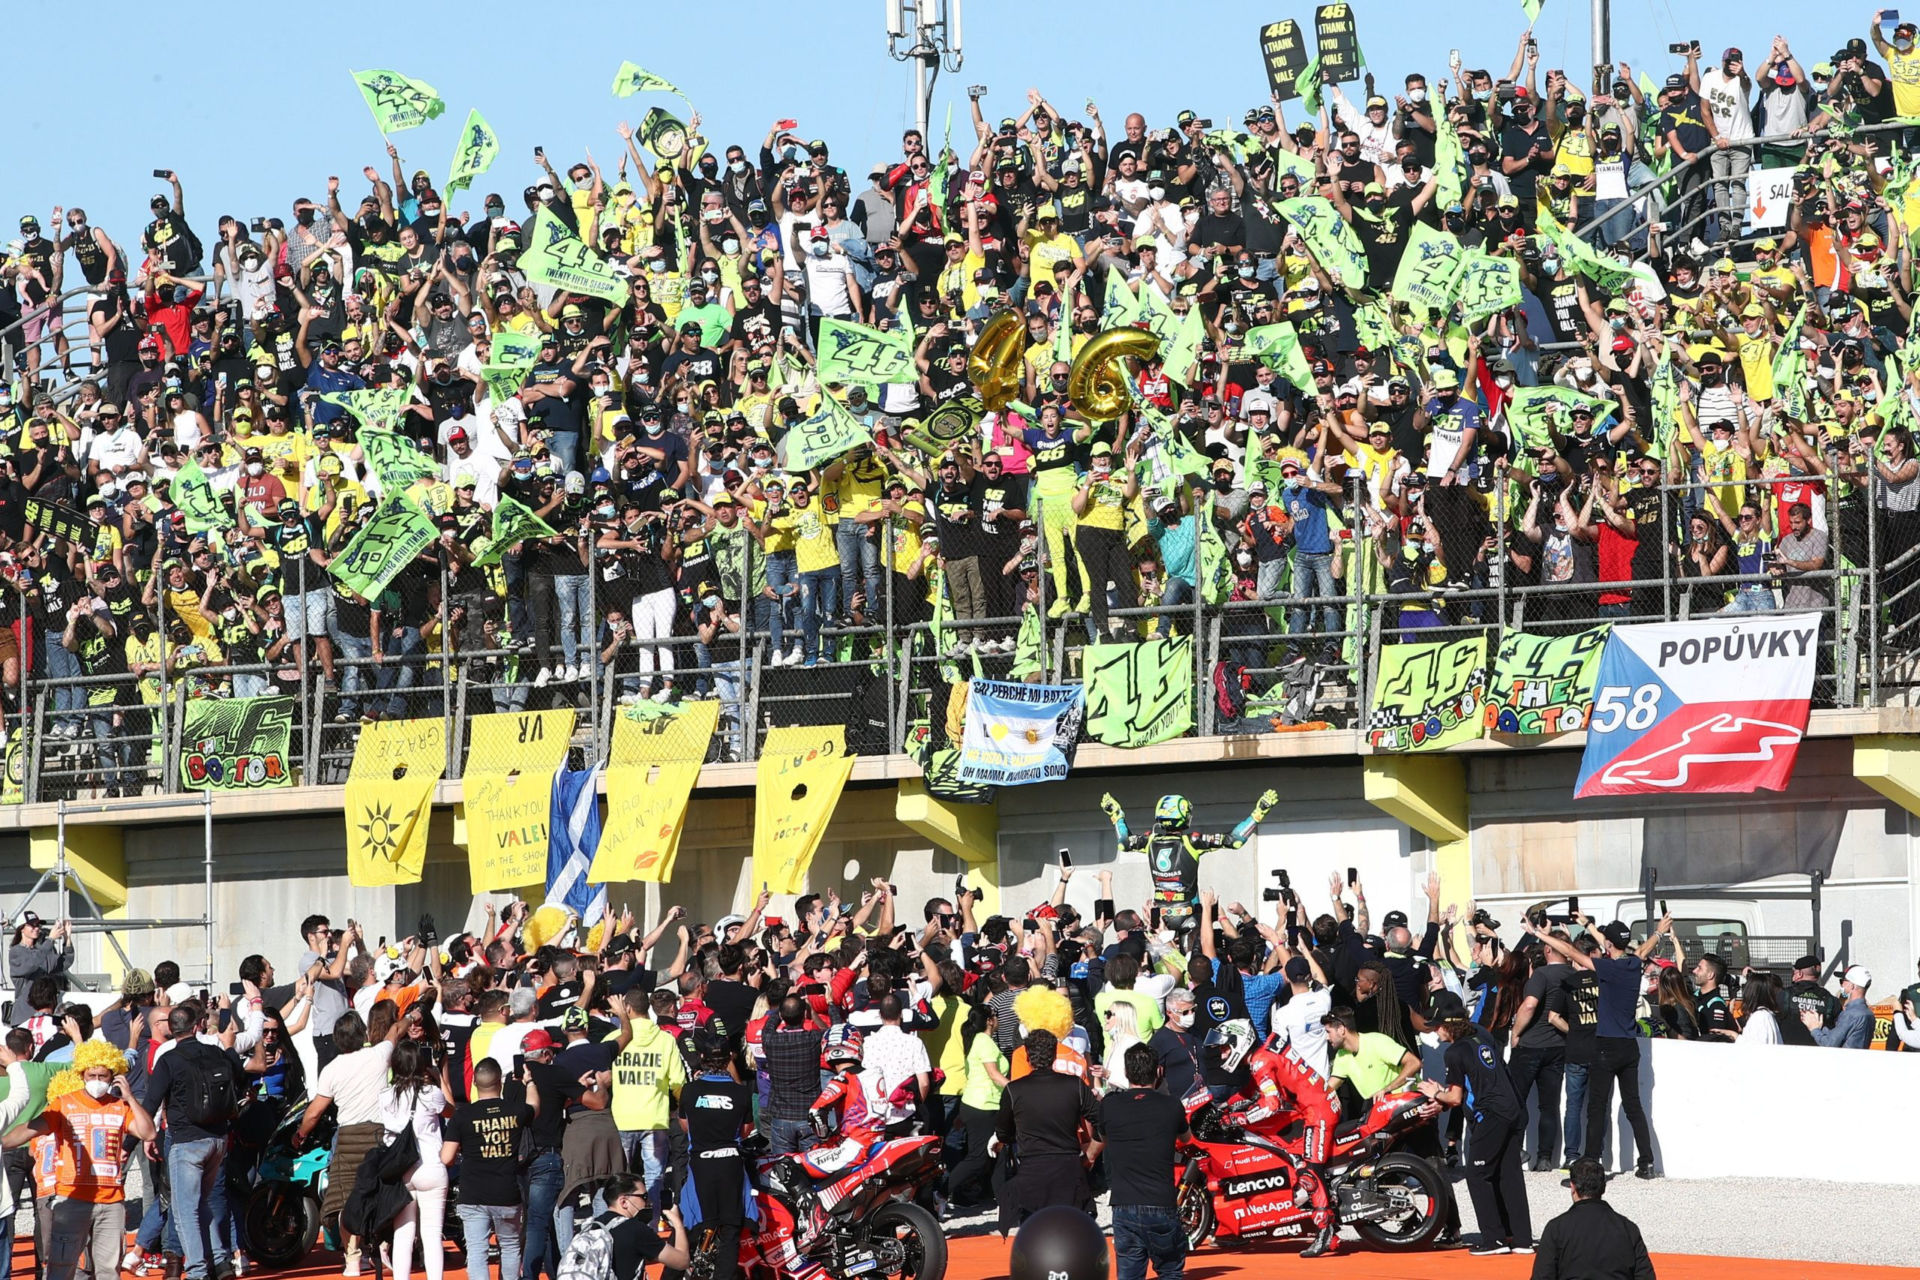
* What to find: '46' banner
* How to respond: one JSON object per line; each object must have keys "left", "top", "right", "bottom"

{"left": 1575, "top": 614, "right": 1822, "bottom": 798}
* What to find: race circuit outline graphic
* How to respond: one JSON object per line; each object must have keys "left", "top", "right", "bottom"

{"left": 1595, "top": 712, "right": 1806, "bottom": 788}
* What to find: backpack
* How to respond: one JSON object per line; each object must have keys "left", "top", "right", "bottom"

{"left": 554, "top": 1216, "right": 617, "bottom": 1280}
{"left": 172, "top": 1041, "right": 240, "bottom": 1128}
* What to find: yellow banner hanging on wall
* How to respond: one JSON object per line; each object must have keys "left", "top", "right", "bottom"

{"left": 345, "top": 718, "right": 446, "bottom": 887}
{"left": 592, "top": 701, "right": 718, "bottom": 886}
{"left": 462, "top": 708, "right": 575, "bottom": 892}
{"left": 752, "top": 725, "right": 856, "bottom": 895}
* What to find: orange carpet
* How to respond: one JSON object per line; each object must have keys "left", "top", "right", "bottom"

{"left": 14, "top": 1230, "right": 1916, "bottom": 1280}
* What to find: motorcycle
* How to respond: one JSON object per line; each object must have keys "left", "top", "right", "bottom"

{"left": 1177, "top": 1086, "right": 1454, "bottom": 1252}
{"left": 686, "top": 1131, "right": 946, "bottom": 1280}
{"left": 244, "top": 1103, "right": 335, "bottom": 1270}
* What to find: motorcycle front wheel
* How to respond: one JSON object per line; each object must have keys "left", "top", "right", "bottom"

{"left": 243, "top": 1186, "right": 320, "bottom": 1270}
{"left": 868, "top": 1201, "right": 947, "bottom": 1280}
{"left": 1350, "top": 1153, "right": 1449, "bottom": 1251}
{"left": 1176, "top": 1175, "right": 1215, "bottom": 1251}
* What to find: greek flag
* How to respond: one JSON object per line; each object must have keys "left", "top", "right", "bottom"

{"left": 546, "top": 764, "right": 607, "bottom": 932}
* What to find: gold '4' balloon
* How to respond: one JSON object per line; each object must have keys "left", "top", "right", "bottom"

{"left": 967, "top": 311, "right": 1027, "bottom": 410}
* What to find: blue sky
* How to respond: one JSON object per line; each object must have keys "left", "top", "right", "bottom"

{"left": 1, "top": 0, "right": 1873, "bottom": 257}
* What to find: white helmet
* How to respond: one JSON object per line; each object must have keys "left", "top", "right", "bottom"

{"left": 1201, "top": 1018, "right": 1256, "bottom": 1074}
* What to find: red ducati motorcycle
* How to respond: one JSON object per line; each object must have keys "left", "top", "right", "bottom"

{"left": 686, "top": 1132, "right": 947, "bottom": 1280}
{"left": 1177, "top": 1084, "right": 1454, "bottom": 1252}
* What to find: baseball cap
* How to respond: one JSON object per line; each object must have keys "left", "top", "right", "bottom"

{"left": 1284, "top": 955, "right": 1313, "bottom": 983}
{"left": 165, "top": 981, "right": 196, "bottom": 1005}
{"left": 1844, "top": 964, "right": 1873, "bottom": 989}
{"left": 561, "top": 1006, "right": 590, "bottom": 1033}
{"left": 1723, "top": 47, "right": 1744, "bottom": 62}
{"left": 1428, "top": 990, "right": 1469, "bottom": 1023}
{"left": 1600, "top": 921, "right": 1633, "bottom": 948}
{"left": 122, "top": 968, "right": 156, "bottom": 998}
{"left": 522, "top": 1029, "right": 558, "bottom": 1054}
{"left": 1429, "top": 366, "right": 1462, "bottom": 390}
{"left": 1664, "top": 72, "right": 1689, "bottom": 90}
{"left": 1381, "top": 908, "right": 1409, "bottom": 931}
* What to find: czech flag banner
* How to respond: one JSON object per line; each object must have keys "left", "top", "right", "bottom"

{"left": 1575, "top": 613, "right": 1822, "bottom": 798}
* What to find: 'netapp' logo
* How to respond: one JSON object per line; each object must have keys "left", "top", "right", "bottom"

{"left": 1222, "top": 1172, "right": 1291, "bottom": 1198}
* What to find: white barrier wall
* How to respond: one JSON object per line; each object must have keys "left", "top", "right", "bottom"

{"left": 1571, "top": 1038, "right": 1920, "bottom": 1184}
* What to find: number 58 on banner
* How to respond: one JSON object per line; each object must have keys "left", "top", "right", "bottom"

{"left": 1587, "top": 684, "right": 1662, "bottom": 734}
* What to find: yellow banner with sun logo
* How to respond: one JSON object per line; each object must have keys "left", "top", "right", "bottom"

{"left": 345, "top": 718, "right": 447, "bottom": 886}
{"left": 591, "top": 700, "right": 718, "bottom": 886}
{"left": 752, "top": 725, "right": 856, "bottom": 895}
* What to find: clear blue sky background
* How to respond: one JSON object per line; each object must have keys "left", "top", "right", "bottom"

{"left": 0, "top": 0, "right": 1877, "bottom": 259}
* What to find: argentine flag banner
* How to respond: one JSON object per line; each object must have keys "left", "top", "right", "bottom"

{"left": 957, "top": 679, "right": 1085, "bottom": 786}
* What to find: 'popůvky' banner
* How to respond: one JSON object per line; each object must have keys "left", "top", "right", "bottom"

{"left": 1575, "top": 614, "right": 1821, "bottom": 797}
{"left": 1366, "top": 635, "right": 1488, "bottom": 752}
{"left": 1483, "top": 627, "right": 1607, "bottom": 736}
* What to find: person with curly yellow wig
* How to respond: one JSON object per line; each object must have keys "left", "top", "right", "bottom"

{"left": 4, "top": 1040, "right": 157, "bottom": 1280}
{"left": 1008, "top": 985, "right": 1090, "bottom": 1081}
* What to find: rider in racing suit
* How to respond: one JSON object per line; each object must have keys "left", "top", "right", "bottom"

{"left": 1100, "top": 790, "right": 1278, "bottom": 933}
{"left": 1208, "top": 1019, "right": 1342, "bottom": 1259}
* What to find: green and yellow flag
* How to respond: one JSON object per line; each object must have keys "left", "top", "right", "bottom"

{"left": 350, "top": 69, "right": 446, "bottom": 134}
{"left": 446, "top": 109, "right": 498, "bottom": 197}
{"left": 474, "top": 495, "right": 560, "bottom": 567}
{"left": 519, "top": 207, "right": 630, "bottom": 305}
{"left": 173, "top": 458, "right": 231, "bottom": 534}
{"left": 611, "top": 61, "right": 684, "bottom": 100}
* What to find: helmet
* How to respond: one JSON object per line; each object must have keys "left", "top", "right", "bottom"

{"left": 1201, "top": 1018, "right": 1256, "bottom": 1074}
{"left": 822, "top": 1024, "right": 864, "bottom": 1065}
{"left": 1154, "top": 794, "right": 1191, "bottom": 827}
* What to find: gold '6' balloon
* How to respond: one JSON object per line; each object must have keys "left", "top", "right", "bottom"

{"left": 1069, "top": 328, "right": 1162, "bottom": 420}
{"left": 967, "top": 311, "right": 1026, "bottom": 410}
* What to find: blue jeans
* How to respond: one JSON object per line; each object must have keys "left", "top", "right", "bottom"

{"left": 1562, "top": 1060, "right": 1590, "bottom": 1160}
{"left": 798, "top": 567, "right": 839, "bottom": 663}
{"left": 763, "top": 551, "right": 799, "bottom": 653}
{"left": 43, "top": 629, "right": 81, "bottom": 715}
{"left": 765, "top": 1117, "right": 814, "bottom": 1158}
{"left": 373, "top": 627, "right": 426, "bottom": 718}
{"left": 520, "top": 1148, "right": 563, "bottom": 1280}
{"left": 546, "top": 430, "right": 580, "bottom": 475}
{"left": 457, "top": 1203, "right": 523, "bottom": 1280}
{"left": 552, "top": 1187, "right": 606, "bottom": 1260}
{"left": 1724, "top": 584, "right": 1775, "bottom": 613}
{"left": 332, "top": 630, "right": 372, "bottom": 716}
{"left": 168, "top": 1134, "right": 228, "bottom": 1280}
{"left": 711, "top": 659, "right": 745, "bottom": 757}
{"left": 232, "top": 672, "right": 269, "bottom": 699}
{"left": 619, "top": 1130, "right": 672, "bottom": 1222}
{"left": 835, "top": 521, "right": 881, "bottom": 619}
{"left": 1287, "top": 549, "right": 1338, "bottom": 648}
{"left": 89, "top": 709, "right": 129, "bottom": 791}
{"left": 1113, "top": 1203, "right": 1186, "bottom": 1280}
{"left": 553, "top": 573, "right": 593, "bottom": 668}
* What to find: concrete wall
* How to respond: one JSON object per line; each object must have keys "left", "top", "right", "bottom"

{"left": 8, "top": 742, "right": 1914, "bottom": 999}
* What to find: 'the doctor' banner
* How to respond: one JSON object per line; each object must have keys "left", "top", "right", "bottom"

{"left": 1575, "top": 614, "right": 1821, "bottom": 798}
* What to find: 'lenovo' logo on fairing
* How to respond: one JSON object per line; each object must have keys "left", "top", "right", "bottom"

{"left": 1221, "top": 1173, "right": 1291, "bottom": 1198}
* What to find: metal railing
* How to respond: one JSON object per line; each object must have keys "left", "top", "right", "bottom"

{"left": 0, "top": 462, "right": 1905, "bottom": 808}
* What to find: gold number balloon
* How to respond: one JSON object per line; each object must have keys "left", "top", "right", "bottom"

{"left": 1068, "top": 328, "right": 1162, "bottom": 420}
{"left": 967, "top": 311, "right": 1027, "bottom": 411}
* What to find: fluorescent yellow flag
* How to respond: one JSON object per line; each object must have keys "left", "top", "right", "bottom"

{"left": 593, "top": 701, "right": 719, "bottom": 885}
{"left": 345, "top": 718, "right": 446, "bottom": 887}
{"left": 461, "top": 708, "right": 575, "bottom": 892}
{"left": 752, "top": 726, "right": 856, "bottom": 895}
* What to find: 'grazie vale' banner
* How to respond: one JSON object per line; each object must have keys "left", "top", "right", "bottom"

{"left": 1576, "top": 614, "right": 1821, "bottom": 797}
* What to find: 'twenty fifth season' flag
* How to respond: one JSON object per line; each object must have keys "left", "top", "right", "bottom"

{"left": 350, "top": 69, "right": 446, "bottom": 133}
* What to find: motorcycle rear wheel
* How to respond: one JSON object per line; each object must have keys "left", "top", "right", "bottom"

{"left": 868, "top": 1200, "right": 947, "bottom": 1280}
{"left": 1176, "top": 1177, "right": 1215, "bottom": 1251}
{"left": 244, "top": 1187, "right": 319, "bottom": 1271}
{"left": 1350, "top": 1153, "right": 1449, "bottom": 1251}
